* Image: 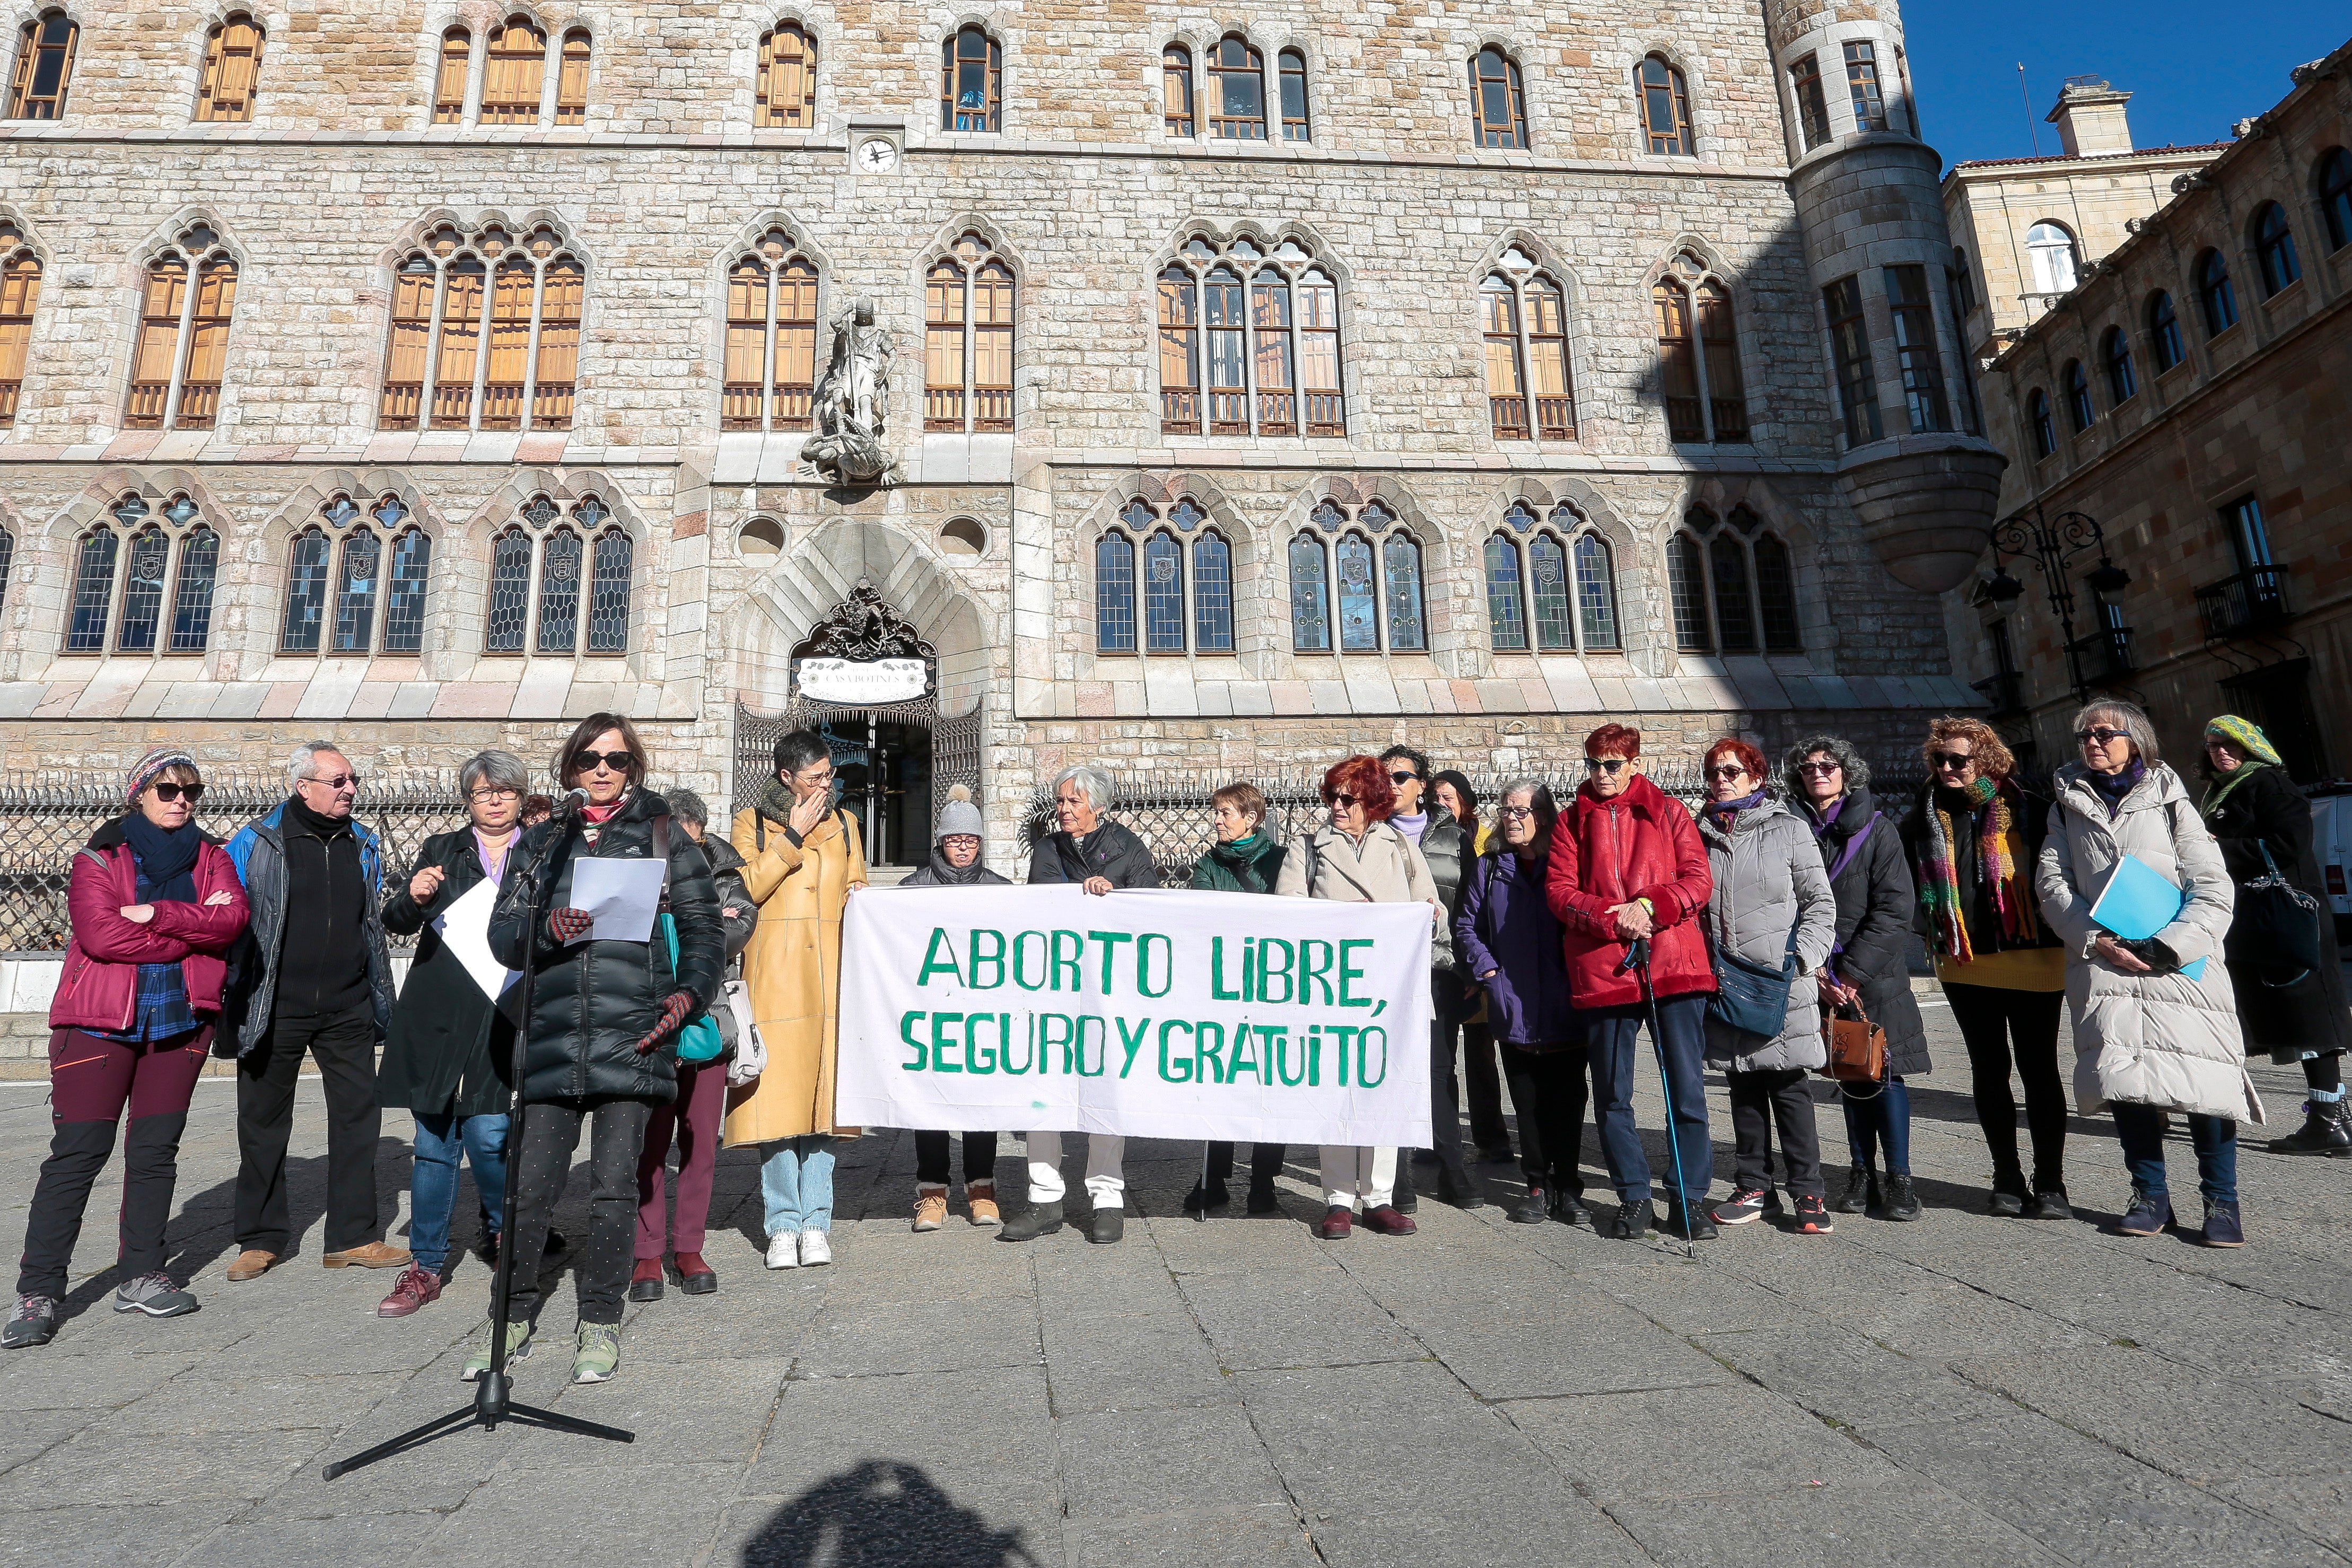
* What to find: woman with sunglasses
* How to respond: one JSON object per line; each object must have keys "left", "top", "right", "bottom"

{"left": 1378, "top": 747, "right": 1483, "bottom": 1211}
{"left": 2198, "top": 716, "right": 2351, "bottom": 1155}
{"left": 1276, "top": 755, "right": 1440, "bottom": 1239}
{"left": 2036, "top": 702, "right": 2261, "bottom": 1246}
{"left": 374, "top": 750, "right": 535, "bottom": 1319}
{"left": 481, "top": 714, "right": 724, "bottom": 1384}
{"left": 1783, "top": 735, "right": 1929, "bottom": 1221}
{"left": 1432, "top": 769, "right": 1512, "bottom": 1165}
{"left": 8, "top": 750, "right": 248, "bottom": 1348}
{"left": 1899, "top": 717, "right": 2071, "bottom": 1217}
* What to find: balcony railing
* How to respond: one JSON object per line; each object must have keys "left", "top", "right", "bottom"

{"left": 2066, "top": 626, "right": 2136, "bottom": 686}
{"left": 2194, "top": 565, "right": 2293, "bottom": 640}
{"left": 1971, "top": 670, "right": 2026, "bottom": 718}
{"left": 1490, "top": 395, "right": 1530, "bottom": 441}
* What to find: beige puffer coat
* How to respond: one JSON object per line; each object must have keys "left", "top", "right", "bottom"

{"left": 2034, "top": 763, "right": 2263, "bottom": 1124}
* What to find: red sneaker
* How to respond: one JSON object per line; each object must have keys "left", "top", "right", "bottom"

{"left": 1793, "top": 1194, "right": 1834, "bottom": 1235}
{"left": 376, "top": 1265, "right": 442, "bottom": 1318}
{"left": 1316, "top": 1205, "right": 1353, "bottom": 1240}
{"left": 1361, "top": 1204, "right": 1418, "bottom": 1236}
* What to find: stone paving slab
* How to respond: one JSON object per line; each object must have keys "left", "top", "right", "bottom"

{"left": 1, "top": 1015, "right": 2349, "bottom": 1568}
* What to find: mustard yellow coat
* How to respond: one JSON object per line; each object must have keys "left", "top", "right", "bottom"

{"left": 722, "top": 805, "right": 868, "bottom": 1146}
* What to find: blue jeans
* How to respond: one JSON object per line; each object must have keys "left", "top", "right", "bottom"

{"left": 2111, "top": 1105, "right": 2238, "bottom": 1204}
{"left": 1841, "top": 1077, "right": 1912, "bottom": 1175}
{"left": 409, "top": 1111, "right": 508, "bottom": 1272}
{"left": 760, "top": 1134, "right": 835, "bottom": 1235}
{"left": 1584, "top": 993, "right": 1711, "bottom": 1207}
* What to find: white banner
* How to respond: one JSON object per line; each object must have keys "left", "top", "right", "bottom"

{"left": 837, "top": 884, "right": 1433, "bottom": 1146}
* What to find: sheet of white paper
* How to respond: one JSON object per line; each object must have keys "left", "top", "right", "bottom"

{"left": 432, "top": 877, "right": 520, "bottom": 1001}
{"left": 569, "top": 856, "right": 667, "bottom": 943}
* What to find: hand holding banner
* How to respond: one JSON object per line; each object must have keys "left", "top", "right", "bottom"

{"left": 836, "top": 884, "right": 1434, "bottom": 1147}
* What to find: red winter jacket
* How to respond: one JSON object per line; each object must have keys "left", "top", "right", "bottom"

{"left": 49, "top": 822, "right": 250, "bottom": 1035}
{"left": 1544, "top": 773, "right": 1715, "bottom": 1008}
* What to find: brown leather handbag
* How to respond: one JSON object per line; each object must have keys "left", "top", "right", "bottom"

{"left": 1820, "top": 999, "right": 1887, "bottom": 1085}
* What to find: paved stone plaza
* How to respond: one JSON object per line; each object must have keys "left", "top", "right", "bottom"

{"left": 3, "top": 996, "right": 2349, "bottom": 1568}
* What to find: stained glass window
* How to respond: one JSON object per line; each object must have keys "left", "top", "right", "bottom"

{"left": 115, "top": 528, "right": 169, "bottom": 653}
{"left": 1192, "top": 533, "right": 1234, "bottom": 652}
{"left": 280, "top": 528, "right": 329, "bottom": 653}
{"left": 486, "top": 527, "right": 531, "bottom": 652}
{"left": 383, "top": 529, "right": 430, "bottom": 653}
{"left": 1484, "top": 535, "right": 1527, "bottom": 651}
{"left": 1289, "top": 534, "right": 1330, "bottom": 652}
{"left": 1095, "top": 534, "right": 1136, "bottom": 653}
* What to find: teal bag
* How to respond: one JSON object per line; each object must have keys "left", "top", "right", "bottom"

{"left": 658, "top": 912, "right": 727, "bottom": 1062}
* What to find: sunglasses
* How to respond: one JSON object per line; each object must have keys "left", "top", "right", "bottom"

{"left": 1706, "top": 765, "right": 1750, "bottom": 781}
{"left": 1583, "top": 758, "right": 1628, "bottom": 774}
{"left": 1796, "top": 760, "right": 1841, "bottom": 777}
{"left": 301, "top": 773, "right": 360, "bottom": 791}
{"left": 1498, "top": 804, "right": 1537, "bottom": 820}
{"left": 1388, "top": 770, "right": 1421, "bottom": 785}
{"left": 150, "top": 781, "right": 205, "bottom": 803}
{"left": 2076, "top": 726, "right": 2130, "bottom": 747}
{"left": 573, "top": 750, "right": 634, "bottom": 773}
{"left": 1328, "top": 793, "right": 1360, "bottom": 809}
{"left": 1929, "top": 751, "right": 1975, "bottom": 770}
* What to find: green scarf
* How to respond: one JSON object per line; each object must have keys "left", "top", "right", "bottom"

{"left": 757, "top": 775, "right": 801, "bottom": 828}
{"left": 2199, "top": 758, "right": 2271, "bottom": 818}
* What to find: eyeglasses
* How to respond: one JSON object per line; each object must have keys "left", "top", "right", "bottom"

{"left": 1706, "top": 765, "right": 1750, "bottom": 782}
{"left": 1796, "top": 760, "right": 1841, "bottom": 777}
{"left": 1584, "top": 758, "right": 1628, "bottom": 775}
{"left": 1328, "top": 793, "right": 1360, "bottom": 809}
{"left": 1929, "top": 751, "right": 1975, "bottom": 770}
{"left": 151, "top": 781, "right": 205, "bottom": 803}
{"left": 467, "top": 787, "right": 521, "bottom": 804}
{"left": 2075, "top": 726, "right": 2130, "bottom": 747}
{"left": 573, "top": 750, "right": 634, "bottom": 773}
{"left": 1498, "top": 804, "right": 1536, "bottom": 820}
{"left": 1388, "top": 770, "right": 1421, "bottom": 785}
{"left": 300, "top": 773, "right": 359, "bottom": 792}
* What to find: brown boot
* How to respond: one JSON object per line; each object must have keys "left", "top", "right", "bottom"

{"left": 966, "top": 1182, "right": 1001, "bottom": 1227}
{"left": 323, "top": 1241, "right": 412, "bottom": 1269}
{"left": 226, "top": 1249, "right": 278, "bottom": 1282}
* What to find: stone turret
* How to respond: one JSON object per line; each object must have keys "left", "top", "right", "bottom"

{"left": 1761, "top": 0, "right": 2006, "bottom": 593}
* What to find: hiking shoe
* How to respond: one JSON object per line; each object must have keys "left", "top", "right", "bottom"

{"left": 572, "top": 1321, "right": 620, "bottom": 1383}
{"left": 2200, "top": 1198, "right": 2245, "bottom": 1248}
{"left": 3, "top": 1294, "right": 59, "bottom": 1348}
{"left": 1833, "top": 1164, "right": 1875, "bottom": 1215}
{"left": 1509, "top": 1187, "right": 1550, "bottom": 1224}
{"left": 1361, "top": 1204, "right": 1416, "bottom": 1236}
{"left": 1316, "top": 1205, "right": 1353, "bottom": 1240}
{"left": 998, "top": 1202, "right": 1065, "bottom": 1242}
{"left": 1663, "top": 1203, "right": 1719, "bottom": 1242}
{"left": 1087, "top": 1207, "right": 1125, "bottom": 1245}
{"left": 1712, "top": 1186, "right": 1773, "bottom": 1226}
{"left": 913, "top": 1190, "right": 948, "bottom": 1232}
{"left": 2024, "top": 1188, "right": 2073, "bottom": 1221}
{"left": 967, "top": 1185, "right": 1002, "bottom": 1226}
{"left": 1549, "top": 1190, "right": 1592, "bottom": 1228}
{"left": 2269, "top": 1100, "right": 2352, "bottom": 1157}
{"left": 461, "top": 1319, "right": 532, "bottom": 1381}
{"left": 1606, "top": 1201, "right": 1655, "bottom": 1240}
{"left": 1881, "top": 1173, "right": 1921, "bottom": 1222}
{"left": 113, "top": 1273, "right": 197, "bottom": 1317}
{"left": 378, "top": 1265, "right": 443, "bottom": 1317}
{"left": 2116, "top": 1189, "right": 2172, "bottom": 1237}
{"left": 1792, "top": 1195, "right": 1834, "bottom": 1235}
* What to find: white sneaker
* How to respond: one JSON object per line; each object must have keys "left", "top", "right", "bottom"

{"left": 798, "top": 1230, "right": 833, "bottom": 1267}
{"left": 765, "top": 1232, "right": 800, "bottom": 1269}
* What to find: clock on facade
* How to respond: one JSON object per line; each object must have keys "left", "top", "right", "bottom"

{"left": 856, "top": 138, "right": 898, "bottom": 173}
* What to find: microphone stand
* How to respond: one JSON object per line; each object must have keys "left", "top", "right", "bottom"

{"left": 326, "top": 802, "right": 634, "bottom": 1478}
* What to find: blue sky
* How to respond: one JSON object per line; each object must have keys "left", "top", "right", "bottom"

{"left": 1902, "top": 2, "right": 2347, "bottom": 169}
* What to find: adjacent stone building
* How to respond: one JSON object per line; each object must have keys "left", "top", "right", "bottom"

{"left": 1938, "top": 40, "right": 2352, "bottom": 777}
{"left": 0, "top": 0, "right": 1999, "bottom": 865}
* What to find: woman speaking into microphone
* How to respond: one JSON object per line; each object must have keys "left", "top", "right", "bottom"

{"left": 481, "top": 714, "right": 723, "bottom": 1386}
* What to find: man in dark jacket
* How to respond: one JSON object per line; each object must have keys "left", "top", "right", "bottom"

{"left": 222, "top": 740, "right": 405, "bottom": 1283}
{"left": 1007, "top": 765, "right": 1152, "bottom": 1244}
{"left": 1380, "top": 746, "right": 1483, "bottom": 1211}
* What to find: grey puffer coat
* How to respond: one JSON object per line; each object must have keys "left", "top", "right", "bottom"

{"left": 1698, "top": 796, "right": 1837, "bottom": 1072}
{"left": 2035, "top": 763, "right": 2263, "bottom": 1123}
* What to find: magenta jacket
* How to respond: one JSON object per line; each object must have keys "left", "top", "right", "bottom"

{"left": 49, "top": 822, "right": 250, "bottom": 1034}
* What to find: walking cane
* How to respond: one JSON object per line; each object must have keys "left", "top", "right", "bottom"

{"left": 1620, "top": 937, "right": 1698, "bottom": 1260}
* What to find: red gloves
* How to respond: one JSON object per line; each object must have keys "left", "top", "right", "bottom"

{"left": 548, "top": 906, "right": 593, "bottom": 943}
{"left": 637, "top": 992, "right": 694, "bottom": 1054}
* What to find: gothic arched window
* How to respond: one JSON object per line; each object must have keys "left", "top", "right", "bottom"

{"left": 1638, "top": 55, "right": 1694, "bottom": 156}
{"left": 1095, "top": 532, "right": 1136, "bottom": 653}
{"left": 195, "top": 14, "right": 263, "bottom": 121}
{"left": 1157, "top": 233, "right": 1342, "bottom": 436}
{"left": 941, "top": 25, "right": 1000, "bottom": 133}
{"left": 483, "top": 493, "right": 626, "bottom": 655}
{"left": 6, "top": 10, "right": 76, "bottom": 120}
{"left": 1482, "top": 248, "right": 1577, "bottom": 442}
{"left": 127, "top": 224, "right": 238, "bottom": 431}
{"left": 1161, "top": 44, "right": 1194, "bottom": 137}
{"left": 758, "top": 22, "right": 815, "bottom": 127}
{"left": 1096, "top": 495, "right": 1236, "bottom": 656}
{"left": 1289, "top": 497, "right": 1424, "bottom": 654}
{"left": 433, "top": 28, "right": 470, "bottom": 122}
{"left": 724, "top": 227, "right": 819, "bottom": 431}
{"left": 554, "top": 29, "right": 590, "bottom": 124}
{"left": 1468, "top": 47, "right": 1525, "bottom": 149}
{"left": 1670, "top": 506, "right": 1800, "bottom": 655}
{"left": 282, "top": 493, "right": 430, "bottom": 655}
{"left": 1484, "top": 501, "right": 1620, "bottom": 654}
{"left": 480, "top": 17, "right": 545, "bottom": 125}
{"left": 1288, "top": 530, "right": 1330, "bottom": 652}
{"left": 588, "top": 524, "right": 631, "bottom": 653}
{"left": 925, "top": 233, "right": 1013, "bottom": 433}
{"left": 0, "top": 222, "right": 39, "bottom": 425}
{"left": 1208, "top": 35, "right": 1264, "bottom": 139}
{"left": 65, "top": 493, "right": 221, "bottom": 656}
{"left": 1651, "top": 251, "right": 1746, "bottom": 442}
{"left": 381, "top": 221, "right": 584, "bottom": 432}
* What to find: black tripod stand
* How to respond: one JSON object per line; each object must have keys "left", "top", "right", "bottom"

{"left": 325, "top": 811, "right": 634, "bottom": 1479}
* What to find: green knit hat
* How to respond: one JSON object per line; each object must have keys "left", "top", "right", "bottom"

{"left": 2203, "top": 714, "right": 2283, "bottom": 766}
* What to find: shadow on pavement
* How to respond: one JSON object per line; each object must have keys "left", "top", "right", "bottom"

{"left": 739, "top": 1460, "right": 1041, "bottom": 1568}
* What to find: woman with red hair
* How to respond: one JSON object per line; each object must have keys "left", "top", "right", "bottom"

{"left": 1544, "top": 724, "right": 1716, "bottom": 1240}
{"left": 1278, "top": 755, "right": 1440, "bottom": 1240}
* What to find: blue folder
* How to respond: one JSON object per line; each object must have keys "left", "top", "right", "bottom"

{"left": 2088, "top": 855, "right": 2207, "bottom": 980}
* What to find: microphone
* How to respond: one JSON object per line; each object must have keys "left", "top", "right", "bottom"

{"left": 554, "top": 786, "right": 590, "bottom": 819}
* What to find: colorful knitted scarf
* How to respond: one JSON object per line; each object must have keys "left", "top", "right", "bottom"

{"left": 2199, "top": 714, "right": 2280, "bottom": 817}
{"left": 1919, "top": 776, "right": 2039, "bottom": 961}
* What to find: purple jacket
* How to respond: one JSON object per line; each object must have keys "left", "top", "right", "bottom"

{"left": 1455, "top": 848, "right": 1581, "bottom": 1049}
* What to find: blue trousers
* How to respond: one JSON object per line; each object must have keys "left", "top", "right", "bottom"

{"left": 761, "top": 1134, "right": 836, "bottom": 1235}
{"left": 408, "top": 1111, "right": 508, "bottom": 1272}
{"left": 2112, "top": 1105, "right": 2238, "bottom": 1204}
{"left": 1840, "top": 1078, "right": 1912, "bottom": 1175}
{"left": 1584, "top": 993, "right": 1711, "bottom": 1207}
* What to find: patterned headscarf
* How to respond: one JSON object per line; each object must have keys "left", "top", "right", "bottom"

{"left": 2200, "top": 714, "right": 2281, "bottom": 817}
{"left": 125, "top": 746, "right": 198, "bottom": 804}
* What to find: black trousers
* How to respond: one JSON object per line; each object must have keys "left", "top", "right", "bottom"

{"left": 1944, "top": 983, "right": 2069, "bottom": 1191}
{"left": 1203, "top": 1141, "right": 1287, "bottom": 1188}
{"left": 1460, "top": 1019, "right": 1510, "bottom": 1153}
{"left": 1395, "top": 982, "right": 1470, "bottom": 1204}
{"left": 915, "top": 1129, "right": 1000, "bottom": 1188}
{"left": 1500, "top": 1044, "right": 1590, "bottom": 1196}
{"left": 234, "top": 1008, "right": 383, "bottom": 1255}
{"left": 505, "top": 1095, "right": 651, "bottom": 1327}
{"left": 1727, "top": 1067, "right": 1825, "bottom": 1198}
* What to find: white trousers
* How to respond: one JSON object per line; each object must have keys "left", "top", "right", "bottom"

{"left": 1025, "top": 1131, "right": 1126, "bottom": 1208}
{"left": 1318, "top": 1145, "right": 1398, "bottom": 1210}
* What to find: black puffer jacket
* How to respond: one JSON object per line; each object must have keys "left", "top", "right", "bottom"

{"left": 1799, "top": 786, "right": 1931, "bottom": 1079}
{"left": 2203, "top": 764, "right": 2352, "bottom": 1056}
{"left": 378, "top": 828, "right": 517, "bottom": 1118}
{"left": 487, "top": 790, "right": 725, "bottom": 1105}
{"left": 700, "top": 833, "right": 759, "bottom": 964}
{"left": 1027, "top": 818, "right": 1160, "bottom": 889}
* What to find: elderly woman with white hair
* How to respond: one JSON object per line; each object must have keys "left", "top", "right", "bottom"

{"left": 2036, "top": 699, "right": 2264, "bottom": 1247}
{"left": 1001, "top": 764, "right": 1157, "bottom": 1245}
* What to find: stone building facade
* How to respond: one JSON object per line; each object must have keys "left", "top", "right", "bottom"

{"left": 0, "top": 0, "right": 1998, "bottom": 865}
{"left": 1938, "top": 41, "right": 2352, "bottom": 777}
